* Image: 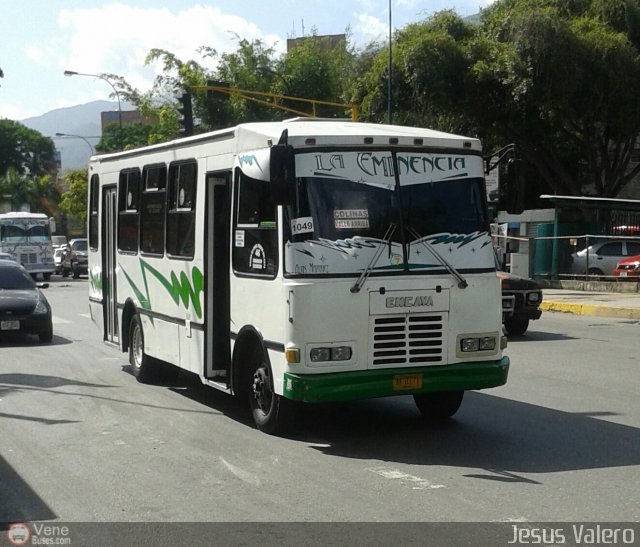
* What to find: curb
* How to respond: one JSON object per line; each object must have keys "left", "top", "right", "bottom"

{"left": 540, "top": 301, "right": 640, "bottom": 320}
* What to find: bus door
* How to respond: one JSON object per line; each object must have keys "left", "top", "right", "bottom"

{"left": 102, "top": 185, "right": 119, "bottom": 344}
{"left": 204, "top": 172, "right": 231, "bottom": 380}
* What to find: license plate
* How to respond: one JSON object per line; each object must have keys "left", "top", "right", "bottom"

{"left": 393, "top": 373, "right": 423, "bottom": 391}
{"left": 620, "top": 272, "right": 628, "bottom": 277}
{"left": 1, "top": 320, "right": 20, "bottom": 331}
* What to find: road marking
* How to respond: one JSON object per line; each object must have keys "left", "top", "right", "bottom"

{"left": 220, "top": 457, "right": 261, "bottom": 486}
{"left": 367, "top": 466, "right": 445, "bottom": 490}
{"left": 52, "top": 316, "right": 71, "bottom": 324}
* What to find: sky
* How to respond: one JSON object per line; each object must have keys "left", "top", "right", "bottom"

{"left": 0, "top": 0, "right": 491, "bottom": 122}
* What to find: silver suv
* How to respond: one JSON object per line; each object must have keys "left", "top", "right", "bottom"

{"left": 61, "top": 238, "right": 88, "bottom": 279}
{"left": 570, "top": 240, "right": 640, "bottom": 276}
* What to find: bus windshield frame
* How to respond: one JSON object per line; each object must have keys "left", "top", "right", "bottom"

{"left": 283, "top": 149, "right": 493, "bottom": 278}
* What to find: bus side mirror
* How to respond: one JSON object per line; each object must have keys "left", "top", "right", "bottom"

{"left": 270, "top": 144, "right": 294, "bottom": 205}
{"left": 49, "top": 217, "right": 57, "bottom": 233}
{"left": 503, "top": 158, "right": 525, "bottom": 215}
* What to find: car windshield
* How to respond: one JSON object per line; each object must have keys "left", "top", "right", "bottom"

{"left": 0, "top": 266, "right": 37, "bottom": 290}
{"left": 72, "top": 240, "right": 88, "bottom": 251}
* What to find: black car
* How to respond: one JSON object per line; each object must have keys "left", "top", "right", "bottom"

{"left": 0, "top": 260, "right": 53, "bottom": 343}
{"left": 61, "top": 238, "right": 88, "bottom": 279}
{"left": 498, "top": 270, "right": 543, "bottom": 335}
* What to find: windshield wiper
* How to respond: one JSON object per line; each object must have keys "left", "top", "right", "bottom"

{"left": 407, "top": 227, "right": 468, "bottom": 289}
{"left": 350, "top": 224, "right": 396, "bottom": 293}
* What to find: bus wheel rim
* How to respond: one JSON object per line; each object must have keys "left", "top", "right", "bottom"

{"left": 252, "top": 366, "right": 272, "bottom": 414}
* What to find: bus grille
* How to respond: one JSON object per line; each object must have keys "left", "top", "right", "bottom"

{"left": 20, "top": 253, "right": 37, "bottom": 264}
{"left": 371, "top": 314, "right": 445, "bottom": 367}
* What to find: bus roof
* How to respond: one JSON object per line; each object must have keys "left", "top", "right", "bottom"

{"left": 0, "top": 212, "right": 49, "bottom": 220}
{"left": 89, "top": 119, "right": 482, "bottom": 166}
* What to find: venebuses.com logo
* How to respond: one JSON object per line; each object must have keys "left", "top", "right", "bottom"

{"left": 6, "top": 522, "right": 71, "bottom": 545}
{"left": 6, "top": 523, "right": 30, "bottom": 546}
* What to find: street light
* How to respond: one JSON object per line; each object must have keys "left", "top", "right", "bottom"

{"left": 63, "top": 70, "right": 123, "bottom": 132}
{"left": 55, "top": 133, "right": 95, "bottom": 154}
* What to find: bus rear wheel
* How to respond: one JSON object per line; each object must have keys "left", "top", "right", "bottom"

{"left": 249, "top": 350, "right": 295, "bottom": 435}
{"left": 129, "top": 314, "right": 157, "bottom": 383}
{"left": 413, "top": 390, "right": 464, "bottom": 420}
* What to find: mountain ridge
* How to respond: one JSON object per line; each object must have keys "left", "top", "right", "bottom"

{"left": 20, "top": 100, "right": 129, "bottom": 171}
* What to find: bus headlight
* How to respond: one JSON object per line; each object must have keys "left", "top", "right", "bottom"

{"left": 458, "top": 334, "right": 498, "bottom": 354}
{"left": 310, "top": 346, "right": 352, "bottom": 362}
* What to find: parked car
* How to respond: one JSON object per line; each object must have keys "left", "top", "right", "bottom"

{"left": 0, "top": 259, "right": 53, "bottom": 343}
{"left": 51, "top": 235, "right": 68, "bottom": 249}
{"left": 61, "top": 238, "right": 88, "bottom": 278}
{"left": 0, "top": 252, "right": 16, "bottom": 261}
{"left": 53, "top": 246, "right": 66, "bottom": 274}
{"left": 613, "top": 254, "right": 640, "bottom": 278}
{"left": 498, "top": 270, "right": 543, "bottom": 335}
{"left": 570, "top": 240, "right": 640, "bottom": 277}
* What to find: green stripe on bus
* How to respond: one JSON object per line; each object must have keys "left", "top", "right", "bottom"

{"left": 283, "top": 358, "right": 509, "bottom": 403}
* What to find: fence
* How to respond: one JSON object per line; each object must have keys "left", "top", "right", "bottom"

{"left": 492, "top": 233, "right": 640, "bottom": 280}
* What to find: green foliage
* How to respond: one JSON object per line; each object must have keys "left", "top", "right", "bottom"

{"left": 97, "top": 4, "right": 640, "bottom": 200}
{"left": 95, "top": 122, "right": 153, "bottom": 153}
{"left": 0, "top": 168, "right": 59, "bottom": 215}
{"left": 0, "top": 119, "right": 56, "bottom": 177}
{"left": 58, "top": 169, "right": 88, "bottom": 225}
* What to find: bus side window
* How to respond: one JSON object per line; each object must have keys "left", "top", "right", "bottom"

{"left": 233, "top": 169, "right": 278, "bottom": 277}
{"left": 117, "top": 168, "right": 140, "bottom": 253}
{"left": 89, "top": 175, "right": 100, "bottom": 251}
{"left": 167, "top": 160, "right": 197, "bottom": 259}
{"left": 140, "top": 164, "right": 167, "bottom": 256}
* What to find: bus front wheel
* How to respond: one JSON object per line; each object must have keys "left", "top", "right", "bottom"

{"left": 413, "top": 390, "right": 464, "bottom": 420}
{"left": 248, "top": 350, "right": 295, "bottom": 435}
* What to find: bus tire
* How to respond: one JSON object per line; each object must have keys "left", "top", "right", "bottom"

{"left": 129, "top": 314, "right": 157, "bottom": 383}
{"left": 413, "top": 390, "right": 464, "bottom": 420}
{"left": 249, "top": 348, "right": 295, "bottom": 435}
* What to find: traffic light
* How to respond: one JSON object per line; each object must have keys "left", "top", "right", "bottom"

{"left": 177, "top": 92, "right": 193, "bottom": 137}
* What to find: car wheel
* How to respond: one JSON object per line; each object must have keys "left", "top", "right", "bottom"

{"left": 504, "top": 316, "right": 529, "bottom": 336}
{"left": 587, "top": 267, "right": 604, "bottom": 277}
{"left": 413, "top": 390, "right": 464, "bottom": 419}
{"left": 39, "top": 322, "right": 53, "bottom": 343}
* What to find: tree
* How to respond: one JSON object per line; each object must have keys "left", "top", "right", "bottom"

{"left": 356, "top": 2, "right": 640, "bottom": 199}
{"left": 0, "top": 168, "right": 59, "bottom": 215}
{"left": 112, "top": 34, "right": 357, "bottom": 138}
{"left": 0, "top": 119, "right": 56, "bottom": 177}
{"left": 274, "top": 30, "right": 356, "bottom": 118}
{"left": 95, "top": 122, "right": 152, "bottom": 154}
{"left": 58, "top": 169, "right": 88, "bottom": 226}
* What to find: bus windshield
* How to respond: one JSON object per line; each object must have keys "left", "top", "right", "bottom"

{"left": 284, "top": 150, "right": 492, "bottom": 277}
{"left": 0, "top": 223, "right": 50, "bottom": 243}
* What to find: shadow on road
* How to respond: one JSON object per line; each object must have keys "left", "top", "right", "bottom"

{"left": 0, "top": 333, "right": 74, "bottom": 347}
{"left": 287, "top": 392, "right": 640, "bottom": 481}
{"left": 148, "top": 365, "right": 640, "bottom": 481}
{"left": 0, "top": 455, "right": 57, "bottom": 527}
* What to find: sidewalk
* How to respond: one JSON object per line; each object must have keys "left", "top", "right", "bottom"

{"left": 541, "top": 289, "right": 640, "bottom": 319}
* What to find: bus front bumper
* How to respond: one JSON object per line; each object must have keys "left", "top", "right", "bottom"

{"left": 283, "top": 357, "right": 509, "bottom": 403}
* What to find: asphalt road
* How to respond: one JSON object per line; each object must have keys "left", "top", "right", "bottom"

{"left": 1, "top": 279, "right": 639, "bottom": 530}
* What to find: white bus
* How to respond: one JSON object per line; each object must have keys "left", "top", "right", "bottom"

{"left": 87, "top": 119, "right": 509, "bottom": 434}
{"left": 0, "top": 212, "right": 56, "bottom": 279}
